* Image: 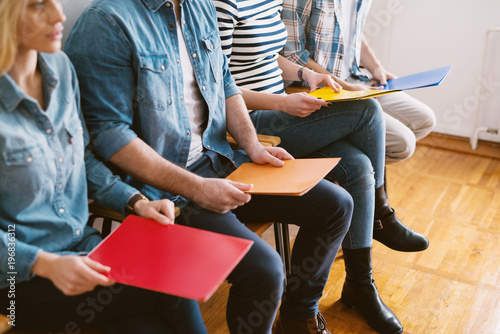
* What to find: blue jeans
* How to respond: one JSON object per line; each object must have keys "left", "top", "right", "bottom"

{"left": 178, "top": 152, "right": 352, "bottom": 332}
{"left": 250, "top": 98, "right": 385, "bottom": 250}
{"left": 0, "top": 278, "right": 206, "bottom": 333}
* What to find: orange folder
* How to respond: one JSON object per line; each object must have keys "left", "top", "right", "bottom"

{"left": 88, "top": 215, "right": 253, "bottom": 301}
{"left": 226, "top": 158, "right": 340, "bottom": 196}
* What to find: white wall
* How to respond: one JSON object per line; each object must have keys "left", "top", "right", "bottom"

{"left": 61, "top": 0, "right": 93, "bottom": 45}
{"left": 365, "top": 0, "right": 500, "bottom": 143}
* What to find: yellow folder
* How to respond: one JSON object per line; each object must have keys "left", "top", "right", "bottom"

{"left": 308, "top": 86, "right": 400, "bottom": 102}
{"left": 226, "top": 158, "right": 340, "bottom": 196}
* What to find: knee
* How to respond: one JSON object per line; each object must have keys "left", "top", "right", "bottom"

{"left": 338, "top": 154, "right": 375, "bottom": 188}
{"left": 234, "top": 243, "right": 285, "bottom": 294}
{"left": 413, "top": 105, "right": 437, "bottom": 140}
{"left": 385, "top": 128, "right": 416, "bottom": 164}
{"left": 363, "top": 98, "right": 385, "bottom": 124}
{"left": 321, "top": 183, "right": 354, "bottom": 232}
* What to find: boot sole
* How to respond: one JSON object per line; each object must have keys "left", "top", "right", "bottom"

{"left": 340, "top": 296, "right": 404, "bottom": 334}
{"left": 373, "top": 238, "right": 429, "bottom": 252}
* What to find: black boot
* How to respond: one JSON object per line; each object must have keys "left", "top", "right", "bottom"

{"left": 373, "top": 185, "right": 429, "bottom": 252}
{"left": 341, "top": 247, "right": 403, "bottom": 334}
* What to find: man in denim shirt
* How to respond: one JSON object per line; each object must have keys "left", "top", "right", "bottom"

{"left": 66, "top": 0, "right": 353, "bottom": 332}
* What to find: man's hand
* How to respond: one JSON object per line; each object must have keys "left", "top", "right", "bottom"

{"left": 370, "top": 66, "right": 397, "bottom": 86}
{"left": 340, "top": 81, "right": 381, "bottom": 92}
{"left": 134, "top": 198, "right": 176, "bottom": 225}
{"left": 32, "top": 252, "right": 114, "bottom": 296}
{"left": 279, "top": 92, "right": 331, "bottom": 117}
{"left": 192, "top": 178, "right": 253, "bottom": 214}
{"left": 247, "top": 146, "right": 294, "bottom": 167}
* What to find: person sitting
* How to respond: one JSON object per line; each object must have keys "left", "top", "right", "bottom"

{"left": 0, "top": 0, "right": 208, "bottom": 333}
{"left": 281, "top": 0, "right": 436, "bottom": 163}
{"left": 65, "top": 0, "right": 354, "bottom": 333}
{"left": 213, "top": 0, "right": 428, "bottom": 332}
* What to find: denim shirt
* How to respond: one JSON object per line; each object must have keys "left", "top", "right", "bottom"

{"left": 0, "top": 52, "right": 138, "bottom": 289}
{"left": 65, "top": 0, "right": 244, "bottom": 206}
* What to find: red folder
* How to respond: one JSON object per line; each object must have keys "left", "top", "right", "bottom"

{"left": 88, "top": 215, "right": 253, "bottom": 301}
{"left": 226, "top": 158, "right": 340, "bottom": 196}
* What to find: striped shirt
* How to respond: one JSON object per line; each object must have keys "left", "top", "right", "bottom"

{"left": 214, "top": 0, "right": 288, "bottom": 94}
{"left": 281, "top": 0, "right": 371, "bottom": 81}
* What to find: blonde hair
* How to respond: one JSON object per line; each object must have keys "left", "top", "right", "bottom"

{"left": 0, "top": 0, "right": 27, "bottom": 75}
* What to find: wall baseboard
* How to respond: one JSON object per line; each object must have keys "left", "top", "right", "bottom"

{"left": 418, "top": 132, "right": 500, "bottom": 160}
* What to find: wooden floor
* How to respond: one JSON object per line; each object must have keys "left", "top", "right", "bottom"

{"left": 200, "top": 139, "right": 500, "bottom": 334}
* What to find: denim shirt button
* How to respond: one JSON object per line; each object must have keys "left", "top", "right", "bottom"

{"left": 58, "top": 157, "right": 63, "bottom": 163}
{"left": 191, "top": 53, "right": 197, "bottom": 58}
{"left": 180, "top": 97, "right": 184, "bottom": 101}
{"left": 75, "top": 229, "right": 81, "bottom": 236}
{"left": 46, "top": 128, "right": 52, "bottom": 134}
{"left": 58, "top": 184, "right": 63, "bottom": 190}
{"left": 26, "top": 157, "right": 33, "bottom": 163}
{"left": 165, "top": 2, "right": 171, "bottom": 7}
{"left": 202, "top": 86, "right": 206, "bottom": 90}
{"left": 170, "top": 24, "right": 175, "bottom": 29}
{"left": 177, "top": 60, "right": 180, "bottom": 64}
{"left": 187, "top": 131, "right": 190, "bottom": 136}
{"left": 207, "top": 145, "right": 211, "bottom": 149}
{"left": 161, "top": 65, "right": 166, "bottom": 71}
{"left": 59, "top": 208, "right": 65, "bottom": 214}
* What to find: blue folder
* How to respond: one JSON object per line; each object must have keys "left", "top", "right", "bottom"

{"left": 380, "top": 65, "right": 452, "bottom": 91}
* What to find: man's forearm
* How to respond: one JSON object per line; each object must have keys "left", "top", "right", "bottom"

{"left": 225, "top": 93, "right": 262, "bottom": 154}
{"left": 108, "top": 138, "right": 203, "bottom": 200}
{"left": 360, "top": 37, "right": 382, "bottom": 73}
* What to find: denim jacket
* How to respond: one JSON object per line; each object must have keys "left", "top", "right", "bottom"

{"left": 0, "top": 52, "right": 138, "bottom": 289}
{"left": 65, "top": 0, "right": 244, "bottom": 206}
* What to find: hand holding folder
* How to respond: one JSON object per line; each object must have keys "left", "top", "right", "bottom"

{"left": 88, "top": 215, "right": 253, "bottom": 301}
{"left": 310, "top": 65, "right": 452, "bottom": 102}
{"left": 226, "top": 158, "right": 340, "bottom": 196}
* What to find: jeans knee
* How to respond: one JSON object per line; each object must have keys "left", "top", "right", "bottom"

{"left": 342, "top": 155, "right": 374, "bottom": 186}
{"left": 365, "top": 98, "right": 385, "bottom": 122}
{"left": 246, "top": 247, "right": 285, "bottom": 294}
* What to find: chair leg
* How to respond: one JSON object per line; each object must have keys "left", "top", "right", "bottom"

{"left": 281, "top": 223, "right": 291, "bottom": 276}
{"left": 384, "top": 166, "right": 388, "bottom": 197}
{"left": 101, "top": 218, "right": 113, "bottom": 237}
{"left": 273, "top": 223, "right": 287, "bottom": 282}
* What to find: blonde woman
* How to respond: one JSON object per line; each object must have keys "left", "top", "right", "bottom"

{"left": 0, "top": 1, "right": 206, "bottom": 332}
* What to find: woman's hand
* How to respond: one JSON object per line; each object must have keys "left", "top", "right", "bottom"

{"left": 302, "top": 68, "right": 343, "bottom": 93}
{"left": 32, "top": 251, "right": 113, "bottom": 296}
{"left": 134, "top": 198, "right": 175, "bottom": 225}
{"left": 278, "top": 92, "right": 330, "bottom": 117}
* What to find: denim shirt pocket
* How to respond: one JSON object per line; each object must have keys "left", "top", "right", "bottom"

{"left": 137, "top": 55, "right": 171, "bottom": 110}
{"left": 202, "top": 30, "right": 222, "bottom": 84}
{"left": 1, "top": 145, "right": 45, "bottom": 194}
{"left": 2, "top": 145, "right": 44, "bottom": 167}
{"left": 65, "top": 118, "right": 85, "bottom": 166}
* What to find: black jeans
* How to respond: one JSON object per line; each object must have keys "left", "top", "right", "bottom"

{"left": 0, "top": 277, "right": 206, "bottom": 333}
{"left": 176, "top": 152, "right": 353, "bottom": 333}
